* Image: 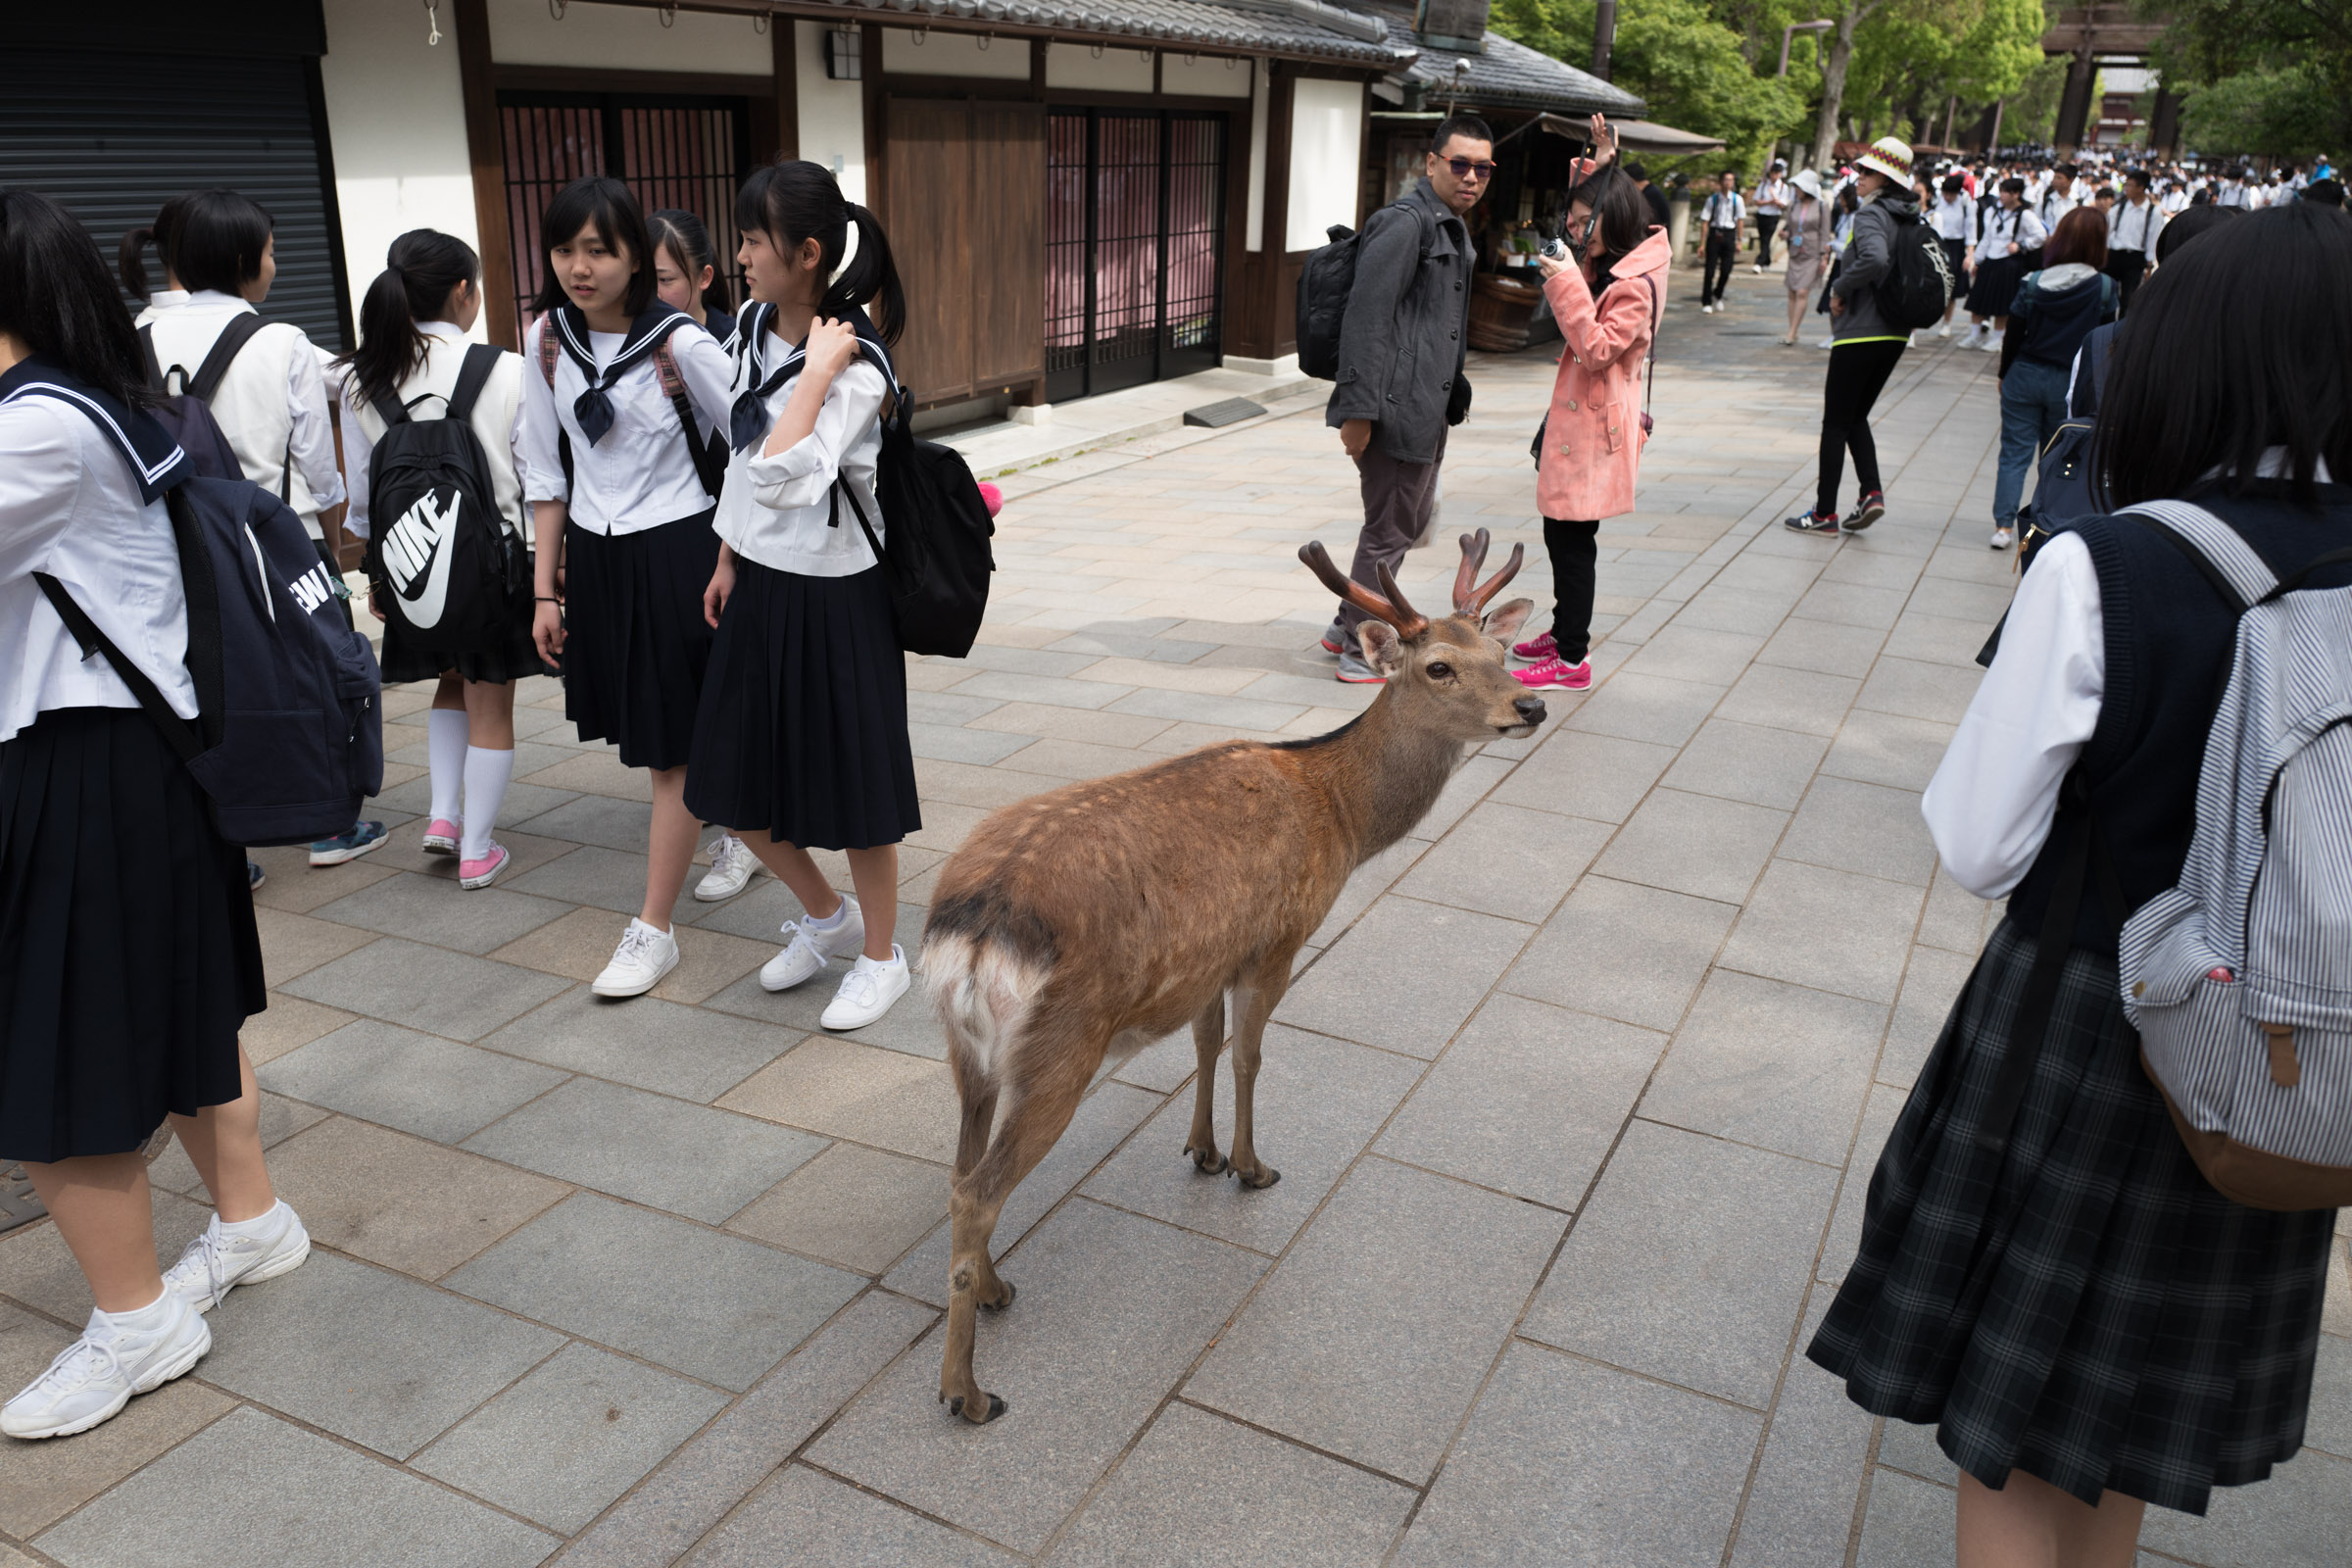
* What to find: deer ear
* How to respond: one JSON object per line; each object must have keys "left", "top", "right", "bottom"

{"left": 1357, "top": 620, "right": 1406, "bottom": 676}
{"left": 1480, "top": 597, "right": 1535, "bottom": 649}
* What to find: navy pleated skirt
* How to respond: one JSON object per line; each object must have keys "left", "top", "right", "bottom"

{"left": 685, "top": 557, "right": 920, "bottom": 852}
{"left": 1967, "top": 254, "right": 2027, "bottom": 318}
{"left": 0, "top": 708, "right": 264, "bottom": 1163}
{"left": 1808, "top": 919, "right": 2336, "bottom": 1515}
{"left": 558, "top": 511, "right": 720, "bottom": 771}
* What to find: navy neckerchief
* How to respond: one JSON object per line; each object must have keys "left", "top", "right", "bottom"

{"left": 551, "top": 301, "right": 696, "bottom": 447}
{"left": 727, "top": 303, "right": 898, "bottom": 455}
{"left": 0, "top": 355, "right": 189, "bottom": 502}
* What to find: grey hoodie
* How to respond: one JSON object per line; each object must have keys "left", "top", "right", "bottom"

{"left": 1831, "top": 190, "right": 1922, "bottom": 344}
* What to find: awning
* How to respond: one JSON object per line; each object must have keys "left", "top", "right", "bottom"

{"left": 1499, "top": 113, "right": 1725, "bottom": 156}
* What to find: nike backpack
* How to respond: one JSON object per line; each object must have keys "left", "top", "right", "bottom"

{"left": 363, "top": 343, "right": 525, "bottom": 651}
{"left": 2116, "top": 501, "right": 2352, "bottom": 1210}
{"left": 1876, "top": 210, "right": 1957, "bottom": 332}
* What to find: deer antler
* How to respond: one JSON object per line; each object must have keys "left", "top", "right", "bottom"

{"left": 1298, "top": 541, "right": 1431, "bottom": 638}
{"left": 1451, "top": 527, "right": 1526, "bottom": 616}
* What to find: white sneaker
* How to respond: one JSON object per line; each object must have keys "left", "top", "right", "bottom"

{"left": 164, "top": 1201, "right": 312, "bottom": 1313}
{"left": 1981, "top": 332, "right": 2005, "bottom": 353}
{"left": 2, "top": 1296, "right": 209, "bottom": 1440}
{"left": 1817, "top": 334, "right": 1835, "bottom": 349}
{"left": 592, "top": 918, "right": 679, "bottom": 999}
{"left": 820, "top": 945, "right": 911, "bottom": 1030}
{"left": 760, "top": 898, "right": 866, "bottom": 991}
{"left": 1991, "top": 526, "right": 2016, "bottom": 550}
{"left": 1937, "top": 320, "right": 1955, "bottom": 338}
{"left": 693, "top": 833, "right": 760, "bottom": 903}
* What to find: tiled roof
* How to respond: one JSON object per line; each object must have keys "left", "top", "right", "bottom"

{"left": 1374, "top": 10, "right": 1645, "bottom": 116}
{"left": 814, "top": 0, "right": 1419, "bottom": 65}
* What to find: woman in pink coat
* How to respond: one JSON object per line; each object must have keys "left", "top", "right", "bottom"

{"left": 1513, "top": 124, "right": 1669, "bottom": 692}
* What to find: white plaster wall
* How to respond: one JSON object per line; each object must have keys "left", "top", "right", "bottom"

{"left": 1287, "top": 77, "right": 1363, "bottom": 252}
{"left": 795, "top": 20, "right": 867, "bottom": 205}
{"left": 319, "top": 0, "right": 482, "bottom": 332}
{"left": 1161, "top": 52, "right": 1251, "bottom": 99}
{"left": 488, "top": 0, "right": 770, "bottom": 74}
{"left": 1246, "top": 63, "right": 1269, "bottom": 251}
{"left": 1044, "top": 43, "right": 1152, "bottom": 92}
{"left": 881, "top": 26, "right": 1031, "bottom": 79}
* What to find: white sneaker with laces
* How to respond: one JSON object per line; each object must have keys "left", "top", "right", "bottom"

{"left": 593, "top": 918, "right": 679, "bottom": 998}
{"left": 693, "top": 833, "right": 760, "bottom": 902}
{"left": 760, "top": 898, "right": 866, "bottom": 991}
{"left": 164, "top": 1202, "right": 311, "bottom": 1313}
{"left": 2, "top": 1296, "right": 209, "bottom": 1440}
{"left": 821, "top": 945, "right": 911, "bottom": 1030}
{"left": 1991, "top": 526, "right": 2016, "bottom": 550}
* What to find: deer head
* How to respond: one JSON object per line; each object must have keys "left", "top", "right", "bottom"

{"left": 1299, "top": 530, "right": 1544, "bottom": 741}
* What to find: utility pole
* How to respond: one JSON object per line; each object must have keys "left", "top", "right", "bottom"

{"left": 1592, "top": 0, "right": 1617, "bottom": 82}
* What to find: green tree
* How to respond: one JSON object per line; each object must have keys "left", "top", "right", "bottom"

{"left": 1836, "top": 0, "right": 2045, "bottom": 148}
{"left": 2152, "top": 0, "right": 2352, "bottom": 155}
{"left": 2178, "top": 62, "right": 2342, "bottom": 157}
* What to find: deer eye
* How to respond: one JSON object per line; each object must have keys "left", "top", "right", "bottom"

{"left": 1426, "top": 661, "right": 1452, "bottom": 679}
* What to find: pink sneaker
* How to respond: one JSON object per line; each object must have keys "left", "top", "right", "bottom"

{"left": 1512, "top": 657, "right": 1592, "bottom": 692}
{"left": 1510, "top": 630, "right": 1558, "bottom": 663}
{"left": 421, "top": 819, "right": 462, "bottom": 857}
{"left": 458, "top": 843, "right": 511, "bottom": 890}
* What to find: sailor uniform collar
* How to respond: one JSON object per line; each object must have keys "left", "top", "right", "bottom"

{"left": 0, "top": 356, "right": 189, "bottom": 503}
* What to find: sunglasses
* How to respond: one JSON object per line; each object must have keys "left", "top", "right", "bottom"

{"left": 1443, "top": 157, "right": 1498, "bottom": 181}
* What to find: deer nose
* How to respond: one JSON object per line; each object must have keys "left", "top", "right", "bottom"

{"left": 1513, "top": 696, "right": 1547, "bottom": 724}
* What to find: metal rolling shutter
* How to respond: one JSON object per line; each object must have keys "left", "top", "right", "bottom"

{"left": 1, "top": 50, "right": 347, "bottom": 350}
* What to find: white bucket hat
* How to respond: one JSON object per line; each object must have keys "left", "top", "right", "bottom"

{"left": 1791, "top": 169, "right": 1824, "bottom": 200}
{"left": 1857, "top": 136, "right": 1914, "bottom": 185}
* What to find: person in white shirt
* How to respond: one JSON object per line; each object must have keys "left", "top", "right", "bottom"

{"left": 1961, "top": 177, "right": 2046, "bottom": 350}
{"left": 0, "top": 188, "right": 312, "bottom": 1445}
{"left": 2105, "top": 169, "right": 2163, "bottom": 312}
{"left": 518, "top": 178, "right": 738, "bottom": 999}
{"left": 2217, "top": 167, "right": 2254, "bottom": 208}
{"left": 1928, "top": 173, "right": 1975, "bottom": 337}
{"left": 685, "top": 161, "right": 920, "bottom": 1032}
{"left": 2037, "top": 163, "right": 2082, "bottom": 230}
{"left": 1699, "top": 172, "right": 1744, "bottom": 312}
{"left": 1750, "top": 161, "right": 1789, "bottom": 271}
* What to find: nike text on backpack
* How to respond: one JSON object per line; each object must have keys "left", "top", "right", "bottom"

{"left": 365, "top": 343, "right": 526, "bottom": 649}
{"left": 35, "top": 474, "right": 384, "bottom": 847}
{"left": 1876, "top": 210, "right": 1957, "bottom": 332}
{"left": 137, "top": 316, "right": 265, "bottom": 483}
{"left": 2111, "top": 502, "right": 2352, "bottom": 1209}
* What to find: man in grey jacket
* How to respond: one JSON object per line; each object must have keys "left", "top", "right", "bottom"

{"left": 1320, "top": 114, "right": 1490, "bottom": 681}
{"left": 1786, "top": 136, "right": 1920, "bottom": 536}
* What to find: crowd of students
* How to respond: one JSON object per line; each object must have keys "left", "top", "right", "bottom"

{"left": 0, "top": 161, "right": 923, "bottom": 1441}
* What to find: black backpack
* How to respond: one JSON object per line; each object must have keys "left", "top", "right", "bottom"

{"left": 1297, "top": 223, "right": 1363, "bottom": 381}
{"left": 138, "top": 317, "right": 265, "bottom": 483}
{"left": 835, "top": 344, "right": 996, "bottom": 659}
{"left": 1876, "top": 209, "right": 1957, "bottom": 331}
{"left": 363, "top": 344, "right": 525, "bottom": 650}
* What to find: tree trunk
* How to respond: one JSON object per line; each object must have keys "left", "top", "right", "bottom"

{"left": 1811, "top": 6, "right": 1862, "bottom": 172}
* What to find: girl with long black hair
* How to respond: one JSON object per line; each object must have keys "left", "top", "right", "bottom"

{"left": 337, "top": 229, "right": 537, "bottom": 888}
{"left": 518, "top": 177, "right": 740, "bottom": 997}
{"left": 0, "top": 189, "right": 309, "bottom": 1441}
{"left": 650, "top": 208, "right": 739, "bottom": 351}
{"left": 686, "top": 160, "right": 922, "bottom": 1031}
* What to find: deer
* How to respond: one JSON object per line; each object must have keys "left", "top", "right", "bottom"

{"left": 919, "top": 528, "right": 1543, "bottom": 1423}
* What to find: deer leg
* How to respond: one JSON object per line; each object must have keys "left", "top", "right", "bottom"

{"left": 1184, "top": 994, "right": 1226, "bottom": 1174}
{"left": 1226, "top": 953, "right": 1296, "bottom": 1190}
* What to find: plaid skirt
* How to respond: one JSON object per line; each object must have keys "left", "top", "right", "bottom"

{"left": 1808, "top": 919, "right": 2338, "bottom": 1515}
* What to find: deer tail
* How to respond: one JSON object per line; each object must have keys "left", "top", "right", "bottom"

{"left": 923, "top": 931, "right": 1050, "bottom": 1092}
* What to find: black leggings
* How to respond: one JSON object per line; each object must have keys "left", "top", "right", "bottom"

{"left": 1543, "top": 517, "right": 1600, "bottom": 663}
{"left": 1817, "top": 339, "right": 1907, "bottom": 516}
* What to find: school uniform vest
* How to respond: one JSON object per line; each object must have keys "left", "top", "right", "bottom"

{"left": 2009, "top": 483, "right": 2352, "bottom": 950}
{"left": 140, "top": 307, "right": 323, "bottom": 527}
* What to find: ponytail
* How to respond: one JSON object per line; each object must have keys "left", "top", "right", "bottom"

{"left": 735, "top": 161, "right": 906, "bottom": 347}
{"left": 337, "top": 228, "right": 480, "bottom": 412}
{"left": 649, "top": 208, "right": 733, "bottom": 321}
{"left": 120, "top": 225, "right": 159, "bottom": 298}
{"left": 830, "top": 203, "right": 905, "bottom": 348}
{"left": 118, "top": 192, "right": 194, "bottom": 300}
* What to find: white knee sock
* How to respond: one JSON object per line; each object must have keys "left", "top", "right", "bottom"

{"left": 427, "top": 709, "right": 468, "bottom": 825}
{"left": 461, "top": 747, "right": 514, "bottom": 860}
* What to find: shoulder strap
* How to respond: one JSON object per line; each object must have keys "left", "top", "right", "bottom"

{"left": 2123, "top": 500, "right": 2279, "bottom": 612}
{"left": 537, "top": 320, "right": 561, "bottom": 388}
{"left": 137, "top": 324, "right": 169, "bottom": 393}
{"left": 1640, "top": 274, "right": 1658, "bottom": 414}
{"left": 187, "top": 313, "right": 268, "bottom": 404}
{"left": 836, "top": 477, "right": 886, "bottom": 568}
{"left": 30, "top": 570, "right": 203, "bottom": 763}
{"left": 653, "top": 340, "right": 727, "bottom": 501}
{"left": 446, "top": 343, "right": 504, "bottom": 425}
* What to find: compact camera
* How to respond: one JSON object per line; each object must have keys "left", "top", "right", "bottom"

{"left": 1542, "top": 236, "right": 1570, "bottom": 262}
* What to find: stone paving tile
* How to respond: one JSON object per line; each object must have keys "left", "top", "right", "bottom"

{"left": 247, "top": 849, "right": 400, "bottom": 913}
{"left": 199, "top": 1250, "right": 564, "bottom": 1459}
{"left": 1855, "top": 655, "right": 1983, "bottom": 724}
{"left": 717, "top": 1034, "right": 963, "bottom": 1163}
{"left": 147, "top": 1094, "right": 327, "bottom": 1194}
{"left": 1715, "top": 662, "right": 1861, "bottom": 736}
{"left": 727, "top": 1143, "right": 948, "bottom": 1273}
{"left": 507, "top": 793, "right": 655, "bottom": 853}
{"left": 1048, "top": 1400, "right": 1417, "bottom": 1567}
{"left": 1821, "top": 707, "right": 1957, "bottom": 792}
{"left": 1641, "top": 971, "right": 1889, "bottom": 1167}
{"left": 487, "top": 905, "right": 769, "bottom": 1006}
{"left": 1563, "top": 670, "right": 1725, "bottom": 747}
{"left": 1081, "top": 1025, "right": 1423, "bottom": 1254}
{"left": 277, "top": 938, "right": 570, "bottom": 1043}
{"left": 0, "top": 1190, "right": 210, "bottom": 1325}
{"left": 1396, "top": 1343, "right": 1762, "bottom": 1568}
{"left": 1875, "top": 1410, "right": 1959, "bottom": 1484}
{"left": 1852, "top": 1467, "right": 1957, "bottom": 1568}
{"left": 372, "top": 774, "right": 579, "bottom": 831}
{"left": 1729, "top": 1294, "right": 1877, "bottom": 1568}
{"left": 2138, "top": 1449, "right": 2352, "bottom": 1567}
{"left": 1305, "top": 836, "right": 1427, "bottom": 949}
{"left": 254, "top": 906, "right": 377, "bottom": 984}
{"left": 476, "top": 988, "right": 796, "bottom": 1103}
{"left": 32, "top": 1406, "right": 558, "bottom": 1567}
{"left": 1274, "top": 895, "right": 1533, "bottom": 1059}
{"left": 239, "top": 994, "right": 357, "bottom": 1066}
{"left": 1622, "top": 624, "right": 1768, "bottom": 685}
{"left": 1918, "top": 864, "right": 1997, "bottom": 955}
{"left": 465, "top": 1078, "right": 827, "bottom": 1225}
{"left": 519, "top": 750, "right": 654, "bottom": 801}
{"left": 1720, "top": 859, "right": 1925, "bottom": 1005}
{"left": 502, "top": 845, "right": 700, "bottom": 925}
{"left": 365, "top": 826, "right": 578, "bottom": 884}
{"left": 1592, "top": 786, "right": 1788, "bottom": 904}
{"left": 1779, "top": 776, "right": 1937, "bottom": 887}
{"left": 1186, "top": 1156, "right": 1565, "bottom": 1483}
{"left": 1488, "top": 725, "right": 1676, "bottom": 822}
{"left": 310, "top": 870, "right": 570, "bottom": 956}
{"left": 1378, "top": 992, "right": 1661, "bottom": 1209}
{"left": 1394, "top": 801, "right": 1611, "bottom": 923}
{"left": 411, "top": 1342, "right": 730, "bottom": 1534}
{"left": 1662, "top": 717, "right": 1831, "bottom": 809}
{"left": 1505, "top": 874, "right": 1737, "bottom": 1031}
{"left": 688, "top": 1465, "right": 1019, "bottom": 1568}
{"left": 812, "top": 1200, "right": 1265, "bottom": 1554}
{"left": 258, "top": 1017, "right": 568, "bottom": 1144}
{"left": 1525, "top": 1119, "right": 1838, "bottom": 1408}
{"left": 265, "top": 1116, "right": 567, "bottom": 1279}
{"left": 1756, "top": 616, "right": 1889, "bottom": 679}
{"left": 1883, "top": 944, "right": 1974, "bottom": 1089}
{"left": 1820, "top": 1084, "right": 1911, "bottom": 1290}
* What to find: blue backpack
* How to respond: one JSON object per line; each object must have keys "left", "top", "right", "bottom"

{"left": 35, "top": 468, "right": 383, "bottom": 848}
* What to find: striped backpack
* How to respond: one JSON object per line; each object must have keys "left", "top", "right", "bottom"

{"left": 2118, "top": 501, "right": 2352, "bottom": 1209}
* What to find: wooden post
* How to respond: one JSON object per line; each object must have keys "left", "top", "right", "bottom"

{"left": 771, "top": 14, "right": 800, "bottom": 162}
{"left": 451, "top": 0, "right": 517, "bottom": 349}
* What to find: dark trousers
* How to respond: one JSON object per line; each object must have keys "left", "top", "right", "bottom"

{"left": 1702, "top": 229, "right": 1739, "bottom": 304}
{"left": 1817, "top": 339, "right": 1907, "bottom": 516}
{"left": 2107, "top": 250, "right": 2147, "bottom": 314}
{"left": 1754, "top": 214, "right": 1781, "bottom": 268}
{"left": 1332, "top": 429, "right": 1447, "bottom": 639}
{"left": 1542, "top": 517, "right": 1600, "bottom": 663}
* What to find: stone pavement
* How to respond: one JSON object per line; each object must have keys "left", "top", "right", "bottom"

{"left": 5, "top": 269, "right": 2349, "bottom": 1568}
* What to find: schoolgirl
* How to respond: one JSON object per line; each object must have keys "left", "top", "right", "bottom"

{"left": 685, "top": 160, "right": 922, "bottom": 1031}
{"left": 1961, "top": 178, "right": 2047, "bottom": 350}
{"left": 122, "top": 188, "right": 385, "bottom": 874}
{"left": 518, "top": 177, "right": 739, "bottom": 998}
{"left": 1811, "top": 203, "right": 2352, "bottom": 1565}
{"left": 0, "top": 189, "right": 310, "bottom": 1441}
{"left": 336, "top": 230, "right": 537, "bottom": 890}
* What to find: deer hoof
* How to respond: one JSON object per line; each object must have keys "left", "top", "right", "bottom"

{"left": 948, "top": 1393, "right": 1008, "bottom": 1424}
{"left": 981, "top": 1280, "right": 1017, "bottom": 1312}
{"left": 1187, "top": 1146, "right": 1228, "bottom": 1175}
{"left": 1231, "top": 1163, "right": 1282, "bottom": 1190}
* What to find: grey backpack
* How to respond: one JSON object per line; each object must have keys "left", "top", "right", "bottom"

{"left": 2117, "top": 500, "right": 2352, "bottom": 1210}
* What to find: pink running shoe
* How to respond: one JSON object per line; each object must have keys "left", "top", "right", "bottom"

{"left": 1512, "top": 657, "right": 1592, "bottom": 692}
{"left": 1510, "top": 630, "right": 1558, "bottom": 663}
{"left": 421, "top": 819, "right": 462, "bottom": 857}
{"left": 458, "top": 843, "right": 511, "bottom": 890}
